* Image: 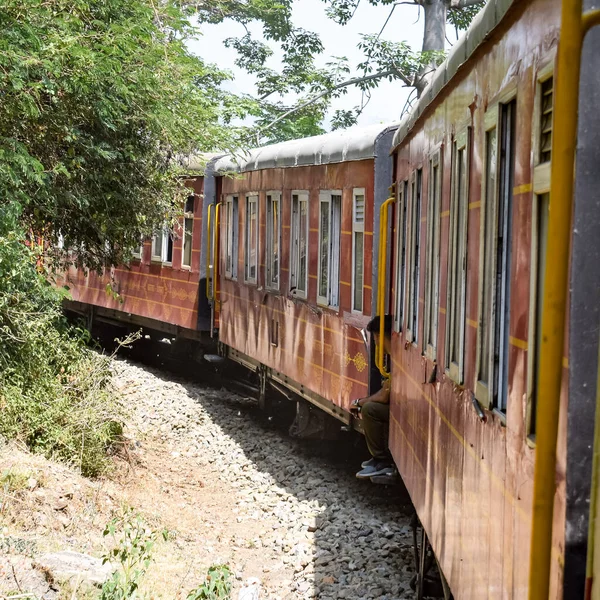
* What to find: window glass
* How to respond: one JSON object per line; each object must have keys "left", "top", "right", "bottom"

{"left": 245, "top": 195, "right": 258, "bottom": 283}
{"left": 266, "top": 194, "right": 281, "bottom": 289}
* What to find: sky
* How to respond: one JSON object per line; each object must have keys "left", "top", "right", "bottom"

{"left": 187, "top": 0, "right": 435, "bottom": 131}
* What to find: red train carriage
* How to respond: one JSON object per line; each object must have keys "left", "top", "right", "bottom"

{"left": 208, "top": 125, "right": 397, "bottom": 424}
{"left": 379, "top": 0, "right": 600, "bottom": 598}
{"left": 63, "top": 161, "right": 213, "bottom": 339}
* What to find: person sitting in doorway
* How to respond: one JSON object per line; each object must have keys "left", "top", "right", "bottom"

{"left": 351, "top": 315, "right": 396, "bottom": 479}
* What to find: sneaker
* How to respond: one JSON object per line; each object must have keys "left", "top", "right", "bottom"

{"left": 361, "top": 457, "right": 377, "bottom": 469}
{"left": 370, "top": 468, "right": 398, "bottom": 485}
{"left": 356, "top": 462, "right": 394, "bottom": 479}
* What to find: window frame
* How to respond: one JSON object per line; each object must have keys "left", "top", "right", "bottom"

{"left": 351, "top": 188, "right": 366, "bottom": 313}
{"left": 131, "top": 240, "right": 143, "bottom": 260}
{"left": 406, "top": 169, "right": 423, "bottom": 346}
{"left": 151, "top": 228, "right": 173, "bottom": 265}
{"left": 475, "top": 107, "right": 500, "bottom": 408}
{"left": 423, "top": 148, "right": 442, "bottom": 361}
{"left": 290, "top": 190, "right": 309, "bottom": 299}
{"left": 317, "top": 190, "right": 342, "bottom": 309}
{"left": 225, "top": 195, "right": 239, "bottom": 280}
{"left": 445, "top": 129, "right": 470, "bottom": 384}
{"left": 394, "top": 181, "right": 409, "bottom": 333}
{"left": 244, "top": 193, "right": 259, "bottom": 284}
{"left": 182, "top": 195, "right": 194, "bottom": 270}
{"left": 265, "top": 191, "right": 282, "bottom": 291}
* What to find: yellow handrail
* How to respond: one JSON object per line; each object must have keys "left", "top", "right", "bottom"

{"left": 206, "top": 204, "right": 214, "bottom": 300}
{"left": 213, "top": 202, "right": 223, "bottom": 307}
{"left": 376, "top": 194, "right": 395, "bottom": 378}
{"left": 528, "top": 4, "right": 600, "bottom": 599}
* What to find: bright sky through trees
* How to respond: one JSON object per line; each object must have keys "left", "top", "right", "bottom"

{"left": 190, "top": 0, "right": 433, "bottom": 129}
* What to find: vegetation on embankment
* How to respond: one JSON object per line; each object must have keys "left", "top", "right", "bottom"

{"left": 0, "top": 205, "right": 124, "bottom": 477}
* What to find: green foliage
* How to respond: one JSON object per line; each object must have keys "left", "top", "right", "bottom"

{"left": 0, "top": 204, "right": 125, "bottom": 477}
{"left": 0, "top": 0, "right": 240, "bottom": 271}
{"left": 101, "top": 509, "right": 168, "bottom": 600}
{"left": 186, "top": 565, "right": 232, "bottom": 600}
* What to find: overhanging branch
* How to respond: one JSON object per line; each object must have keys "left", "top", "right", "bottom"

{"left": 259, "top": 68, "right": 409, "bottom": 135}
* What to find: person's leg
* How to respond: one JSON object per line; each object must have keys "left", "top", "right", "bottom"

{"left": 361, "top": 401, "right": 392, "bottom": 463}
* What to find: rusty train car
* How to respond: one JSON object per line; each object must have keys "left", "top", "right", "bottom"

{"left": 207, "top": 124, "right": 397, "bottom": 422}
{"left": 62, "top": 0, "right": 600, "bottom": 597}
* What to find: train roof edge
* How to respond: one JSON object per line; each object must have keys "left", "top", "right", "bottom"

{"left": 392, "top": 0, "right": 515, "bottom": 151}
{"left": 212, "top": 123, "right": 399, "bottom": 174}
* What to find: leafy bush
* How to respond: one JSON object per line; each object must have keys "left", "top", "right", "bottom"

{"left": 101, "top": 509, "right": 168, "bottom": 600}
{"left": 0, "top": 203, "right": 124, "bottom": 477}
{"left": 186, "top": 565, "right": 232, "bottom": 600}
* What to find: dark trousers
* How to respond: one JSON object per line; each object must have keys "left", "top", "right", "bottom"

{"left": 361, "top": 401, "right": 391, "bottom": 462}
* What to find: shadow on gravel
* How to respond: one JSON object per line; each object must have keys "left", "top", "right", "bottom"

{"left": 108, "top": 335, "right": 417, "bottom": 599}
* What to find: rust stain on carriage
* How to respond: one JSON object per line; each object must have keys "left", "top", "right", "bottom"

{"left": 389, "top": 0, "right": 564, "bottom": 598}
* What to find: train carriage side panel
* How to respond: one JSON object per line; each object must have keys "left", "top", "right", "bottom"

{"left": 217, "top": 159, "right": 377, "bottom": 415}
{"left": 388, "top": 0, "right": 563, "bottom": 598}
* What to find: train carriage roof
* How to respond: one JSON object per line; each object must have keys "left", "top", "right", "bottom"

{"left": 212, "top": 123, "right": 398, "bottom": 174}
{"left": 392, "top": 0, "right": 515, "bottom": 150}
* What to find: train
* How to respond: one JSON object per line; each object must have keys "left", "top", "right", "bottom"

{"left": 62, "top": 0, "right": 600, "bottom": 598}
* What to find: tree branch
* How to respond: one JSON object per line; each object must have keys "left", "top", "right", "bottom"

{"left": 259, "top": 69, "right": 403, "bottom": 135}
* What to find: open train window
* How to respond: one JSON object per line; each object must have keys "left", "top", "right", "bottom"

{"left": 182, "top": 195, "right": 194, "bottom": 269}
{"left": 446, "top": 130, "right": 469, "bottom": 384}
{"left": 352, "top": 188, "right": 365, "bottom": 313}
{"left": 475, "top": 100, "right": 516, "bottom": 413}
{"left": 151, "top": 228, "right": 173, "bottom": 265}
{"left": 394, "top": 180, "right": 408, "bottom": 333}
{"left": 318, "top": 191, "right": 341, "bottom": 308}
{"left": 266, "top": 192, "right": 281, "bottom": 290}
{"left": 476, "top": 108, "right": 498, "bottom": 408}
{"left": 290, "top": 191, "right": 309, "bottom": 299}
{"left": 424, "top": 149, "right": 442, "bottom": 361}
{"left": 131, "top": 239, "right": 143, "bottom": 260}
{"left": 244, "top": 194, "right": 259, "bottom": 284}
{"left": 406, "top": 169, "right": 422, "bottom": 345}
{"left": 225, "top": 195, "right": 239, "bottom": 280}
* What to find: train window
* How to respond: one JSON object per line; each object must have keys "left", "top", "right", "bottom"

{"left": 290, "top": 191, "right": 309, "bottom": 299}
{"left": 446, "top": 130, "right": 469, "bottom": 383}
{"left": 352, "top": 189, "right": 365, "bottom": 312}
{"left": 476, "top": 110, "right": 498, "bottom": 408}
{"left": 475, "top": 101, "right": 516, "bottom": 412}
{"left": 225, "top": 195, "right": 238, "bottom": 280}
{"left": 245, "top": 194, "right": 259, "bottom": 284}
{"left": 493, "top": 101, "right": 516, "bottom": 413}
{"left": 394, "top": 181, "right": 408, "bottom": 332}
{"left": 182, "top": 195, "right": 194, "bottom": 269}
{"left": 406, "top": 169, "right": 422, "bottom": 345}
{"left": 266, "top": 192, "right": 281, "bottom": 290}
{"left": 151, "top": 228, "right": 173, "bottom": 265}
{"left": 131, "top": 239, "right": 143, "bottom": 260}
{"left": 424, "top": 150, "right": 442, "bottom": 360}
{"left": 318, "top": 191, "right": 342, "bottom": 308}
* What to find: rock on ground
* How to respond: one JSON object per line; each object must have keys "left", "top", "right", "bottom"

{"left": 113, "top": 357, "right": 416, "bottom": 599}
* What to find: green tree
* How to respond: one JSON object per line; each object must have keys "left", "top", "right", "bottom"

{"left": 202, "top": 0, "right": 487, "bottom": 142}
{"left": 0, "top": 0, "right": 244, "bottom": 270}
